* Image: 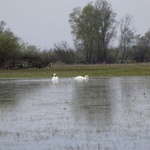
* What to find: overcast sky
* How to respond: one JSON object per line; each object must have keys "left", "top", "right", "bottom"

{"left": 0, "top": 0, "right": 150, "bottom": 49}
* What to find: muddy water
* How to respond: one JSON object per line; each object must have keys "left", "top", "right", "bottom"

{"left": 0, "top": 77, "right": 150, "bottom": 150}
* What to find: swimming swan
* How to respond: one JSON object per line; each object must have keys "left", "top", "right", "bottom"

{"left": 74, "top": 75, "right": 89, "bottom": 82}
{"left": 52, "top": 73, "right": 58, "bottom": 83}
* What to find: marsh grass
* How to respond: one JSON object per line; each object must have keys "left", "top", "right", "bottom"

{"left": 0, "top": 63, "right": 149, "bottom": 79}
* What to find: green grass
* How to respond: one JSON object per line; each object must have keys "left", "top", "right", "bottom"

{"left": 0, "top": 63, "right": 149, "bottom": 79}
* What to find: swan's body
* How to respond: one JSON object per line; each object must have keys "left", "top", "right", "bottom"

{"left": 52, "top": 73, "right": 58, "bottom": 83}
{"left": 74, "top": 75, "right": 89, "bottom": 82}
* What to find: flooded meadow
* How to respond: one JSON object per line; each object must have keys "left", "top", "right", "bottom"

{"left": 0, "top": 77, "right": 150, "bottom": 150}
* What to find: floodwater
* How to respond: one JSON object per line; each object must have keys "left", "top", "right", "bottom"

{"left": 0, "top": 77, "right": 150, "bottom": 150}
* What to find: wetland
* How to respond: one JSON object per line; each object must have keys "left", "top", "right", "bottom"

{"left": 0, "top": 77, "right": 150, "bottom": 150}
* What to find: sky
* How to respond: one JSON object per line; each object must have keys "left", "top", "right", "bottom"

{"left": 0, "top": 0, "right": 150, "bottom": 49}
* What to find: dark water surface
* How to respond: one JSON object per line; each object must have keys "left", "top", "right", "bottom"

{"left": 0, "top": 77, "right": 150, "bottom": 150}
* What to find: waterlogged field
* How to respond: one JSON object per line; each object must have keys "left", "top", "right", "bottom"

{"left": 0, "top": 77, "right": 150, "bottom": 150}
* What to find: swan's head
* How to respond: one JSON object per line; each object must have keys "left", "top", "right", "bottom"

{"left": 85, "top": 75, "right": 89, "bottom": 80}
{"left": 53, "top": 73, "right": 57, "bottom": 77}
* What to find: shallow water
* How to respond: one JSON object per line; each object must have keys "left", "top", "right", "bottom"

{"left": 0, "top": 77, "right": 150, "bottom": 150}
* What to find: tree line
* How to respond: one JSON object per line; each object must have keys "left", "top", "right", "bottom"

{"left": 0, "top": 21, "right": 75, "bottom": 69}
{"left": 0, "top": 0, "right": 150, "bottom": 69}
{"left": 69, "top": 0, "right": 150, "bottom": 63}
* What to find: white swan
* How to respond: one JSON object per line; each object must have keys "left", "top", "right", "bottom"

{"left": 74, "top": 75, "right": 89, "bottom": 82}
{"left": 52, "top": 73, "right": 58, "bottom": 83}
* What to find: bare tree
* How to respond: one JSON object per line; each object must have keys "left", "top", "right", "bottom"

{"left": 53, "top": 41, "right": 75, "bottom": 64}
{"left": 117, "top": 15, "right": 135, "bottom": 63}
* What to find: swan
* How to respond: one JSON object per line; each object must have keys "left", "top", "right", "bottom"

{"left": 52, "top": 73, "right": 58, "bottom": 83}
{"left": 74, "top": 75, "right": 89, "bottom": 82}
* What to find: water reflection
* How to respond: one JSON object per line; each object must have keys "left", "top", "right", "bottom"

{"left": 109, "top": 77, "right": 150, "bottom": 126}
{"left": 72, "top": 78, "right": 114, "bottom": 127}
{"left": 0, "top": 77, "right": 149, "bottom": 150}
{"left": 71, "top": 77, "right": 150, "bottom": 149}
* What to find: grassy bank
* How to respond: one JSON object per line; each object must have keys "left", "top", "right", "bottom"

{"left": 0, "top": 63, "right": 149, "bottom": 79}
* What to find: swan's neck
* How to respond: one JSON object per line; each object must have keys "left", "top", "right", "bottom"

{"left": 85, "top": 75, "right": 89, "bottom": 80}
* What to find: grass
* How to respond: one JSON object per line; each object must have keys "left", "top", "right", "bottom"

{"left": 0, "top": 63, "right": 149, "bottom": 79}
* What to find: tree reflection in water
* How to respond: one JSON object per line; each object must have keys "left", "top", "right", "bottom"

{"left": 72, "top": 77, "right": 115, "bottom": 127}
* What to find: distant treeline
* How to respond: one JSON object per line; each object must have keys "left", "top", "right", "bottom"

{"left": 0, "top": 0, "right": 150, "bottom": 69}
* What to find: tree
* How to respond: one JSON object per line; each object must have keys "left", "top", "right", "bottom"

{"left": 133, "top": 30, "right": 150, "bottom": 62}
{"left": 53, "top": 41, "right": 75, "bottom": 64}
{"left": 22, "top": 45, "right": 42, "bottom": 68}
{"left": 0, "top": 22, "right": 21, "bottom": 69}
{"left": 69, "top": 4, "right": 98, "bottom": 62}
{"left": 69, "top": 0, "right": 117, "bottom": 63}
{"left": 116, "top": 15, "right": 135, "bottom": 63}
{"left": 0, "top": 21, "right": 6, "bottom": 33}
{"left": 40, "top": 49, "right": 55, "bottom": 67}
{"left": 95, "top": 0, "right": 117, "bottom": 62}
